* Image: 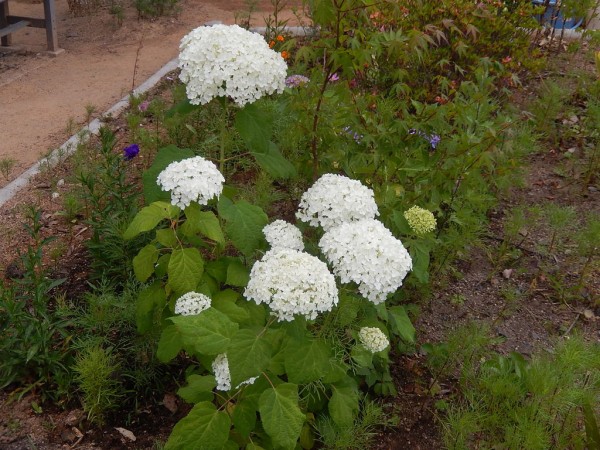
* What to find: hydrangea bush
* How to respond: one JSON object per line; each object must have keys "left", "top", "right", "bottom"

{"left": 125, "top": 164, "right": 418, "bottom": 448}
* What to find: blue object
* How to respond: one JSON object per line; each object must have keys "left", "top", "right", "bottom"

{"left": 532, "top": 0, "right": 584, "bottom": 29}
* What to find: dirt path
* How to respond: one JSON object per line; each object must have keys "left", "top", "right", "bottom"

{"left": 0, "top": 0, "right": 302, "bottom": 187}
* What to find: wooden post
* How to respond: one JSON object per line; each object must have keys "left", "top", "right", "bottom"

{"left": 43, "top": 0, "right": 60, "bottom": 54}
{"left": 0, "top": 0, "right": 11, "bottom": 47}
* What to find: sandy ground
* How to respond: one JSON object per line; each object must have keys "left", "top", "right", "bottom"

{"left": 0, "top": 0, "right": 303, "bottom": 187}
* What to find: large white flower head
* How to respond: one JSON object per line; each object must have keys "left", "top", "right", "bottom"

{"left": 178, "top": 24, "right": 288, "bottom": 106}
{"left": 174, "top": 292, "right": 211, "bottom": 316}
{"left": 263, "top": 220, "right": 304, "bottom": 251}
{"left": 296, "top": 174, "right": 379, "bottom": 231}
{"left": 319, "top": 219, "right": 412, "bottom": 304}
{"left": 156, "top": 156, "right": 224, "bottom": 209}
{"left": 359, "top": 327, "right": 389, "bottom": 353}
{"left": 244, "top": 248, "right": 338, "bottom": 322}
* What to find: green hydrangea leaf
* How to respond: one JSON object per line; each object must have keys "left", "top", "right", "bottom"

{"left": 181, "top": 204, "right": 225, "bottom": 244}
{"left": 136, "top": 281, "right": 165, "bottom": 333}
{"left": 165, "top": 402, "right": 230, "bottom": 450}
{"left": 235, "top": 102, "right": 273, "bottom": 153}
{"left": 259, "top": 383, "right": 305, "bottom": 449}
{"left": 133, "top": 244, "right": 158, "bottom": 282}
{"left": 218, "top": 197, "right": 268, "bottom": 256}
{"left": 177, "top": 374, "right": 216, "bottom": 404}
{"left": 212, "top": 290, "right": 249, "bottom": 324}
{"left": 168, "top": 247, "right": 204, "bottom": 294}
{"left": 351, "top": 344, "right": 373, "bottom": 368}
{"left": 156, "top": 228, "right": 178, "bottom": 248}
{"left": 170, "top": 308, "right": 238, "bottom": 356}
{"left": 228, "top": 328, "right": 273, "bottom": 387}
{"left": 226, "top": 260, "right": 250, "bottom": 287}
{"left": 284, "top": 337, "right": 331, "bottom": 384}
{"left": 124, "top": 201, "right": 180, "bottom": 240}
{"left": 251, "top": 142, "right": 296, "bottom": 179}
{"left": 157, "top": 324, "right": 183, "bottom": 363}
{"left": 388, "top": 306, "right": 415, "bottom": 344}
{"left": 329, "top": 378, "right": 359, "bottom": 428}
{"left": 232, "top": 398, "right": 257, "bottom": 439}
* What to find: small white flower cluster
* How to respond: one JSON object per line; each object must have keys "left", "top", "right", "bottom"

{"left": 296, "top": 174, "right": 379, "bottom": 231}
{"left": 212, "top": 353, "right": 231, "bottom": 391}
{"left": 178, "top": 24, "right": 288, "bottom": 106}
{"left": 211, "top": 353, "right": 258, "bottom": 391}
{"left": 263, "top": 220, "right": 304, "bottom": 251}
{"left": 244, "top": 248, "right": 338, "bottom": 322}
{"left": 358, "top": 327, "right": 389, "bottom": 353}
{"left": 319, "top": 219, "right": 412, "bottom": 304}
{"left": 157, "top": 156, "right": 224, "bottom": 209}
{"left": 174, "top": 292, "right": 211, "bottom": 316}
{"left": 404, "top": 205, "right": 437, "bottom": 235}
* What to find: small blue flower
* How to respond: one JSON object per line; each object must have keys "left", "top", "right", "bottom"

{"left": 123, "top": 144, "right": 140, "bottom": 160}
{"left": 410, "top": 129, "right": 440, "bottom": 150}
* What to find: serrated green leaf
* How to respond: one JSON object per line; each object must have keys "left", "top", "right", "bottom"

{"left": 157, "top": 324, "right": 183, "bottom": 362}
{"left": 285, "top": 337, "right": 331, "bottom": 384}
{"left": 133, "top": 244, "right": 158, "bottom": 282}
{"left": 155, "top": 253, "right": 171, "bottom": 278}
{"left": 388, "top": 306, "right": 415, "bottom": 344}
{"left": 251, "top": 142, "right": 296, "bottom": 179}
{"left": 329, "top": 379, "right": 359, "bottom": 427}
{"left": 226, "top": 260, "right": 250, "bottom": 287}
{"left": 170, "top": 308, "right": 238, "bottom": 355}
{"left": 168, "top": 248, "right": 204, "bottom": 294}
{"left": 259, "top": 384, "right": 305, "bottom": 449}
{"left": 205, "top": 258, "right": 229, "bottom": 283}
{"left": 165, "top": 402, "right": 230, "bottom": 450}
{"left": 410, "top": 241, "right": 431, "bottom": 283}
{"left": 181, "top": 204, "right": 225, "bottom": 244}
{"left": 321, "top": 360, "right": 349, "bottom": 384}
{"left": 228, "top": 328, "right": 273, "bottom": 387}
{"left": 218, "top": 198, "right": 268, "bottom": 256}
{"left": 136, "top": 281, "right": 165, "bottom": 333}
{"left": 178, "top": 375, "right": 216, "bottom": 404}
{"left": 142, "top": 145, "right": 195, "bottom": 204}
{"left": 212, "top": 290, "right": 249, "bottom": 324}
{"left": 124, "top": 201, "right": 179, "bottom": 240}
{"left": 232, "top": 399, "right": 257, "bottom": 439}
{"left": 235, "top": 102, "right": 273, "bottom": 152}
{"left": 156, "top": 228, "right": 178, "bottom": 248}
{"left": 351, "top": 344, "right": 373, "bottom": 368}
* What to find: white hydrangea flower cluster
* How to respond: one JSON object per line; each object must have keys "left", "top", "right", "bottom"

{"left": 319, "top": 219, "right": 412, "bottom": 304}
{"left": 211, "top": 354, "right": 259, "bottom": 391}
{"left": 178, "top": 24, "right": 288, "bottom": 106}
{"left": 263, "top": 220, "right": 304, "bottom": 251}
{"left": 174, "top": 292, "right": 211, "bottom": 316}
{"left": 296, "top": 174, "right": 379, "bottom": 231}
{"left": 212, "top": 353, "right": 231, "bottom": 391}
{"left": 244, "top": 248, "right": 338, "bottom": 322}
{"left": 156, "top": 156, "right": 225, "bottom": 209}
{"left": 358, "top": 327, "right": 389, "bottom": 353}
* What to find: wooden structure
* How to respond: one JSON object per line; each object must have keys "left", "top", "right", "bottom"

{"left": 0, "top": 0, "right": 61, "bottom": 54}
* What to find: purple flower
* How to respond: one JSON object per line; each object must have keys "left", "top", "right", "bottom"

{"left": 285, "top": 75, "right": 310, "bottom": 88}
{"left": 343, "top": 126, "right": 363, "bottom": 144}
{"left": 123, "top": 144, "right": 140, "bottom": 160}
{"left": 428, "top": 134, "right": 441, "bottom": 149}
{"left": 410, "top": 129, "right": 440, "bottom": 150}
{"left": 328, "top": 73, "right": 340, "bottom": 82}
{"left": 138, "top": 100, "right": 150, "bottom": 112}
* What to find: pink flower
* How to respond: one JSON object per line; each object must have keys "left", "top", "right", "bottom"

{"left": 138, "top": 100, "right": 150, "bottom": 112}
{"left": 328, "top": 73, "right": 340, "bottom": 82}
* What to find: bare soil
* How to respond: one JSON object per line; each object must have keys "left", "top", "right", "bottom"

{"left": 0, "top": 0, "right": 303, "bottom": 186}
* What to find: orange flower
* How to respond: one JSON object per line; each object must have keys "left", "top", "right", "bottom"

{"left": 269, "top": 40, "right": 275, "bottom": 48}
{"left": 276, "top": 35, "right": 284, "bottom": 42}
{"left": 281, "top": 50, "right": 290, "bottom": 59}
